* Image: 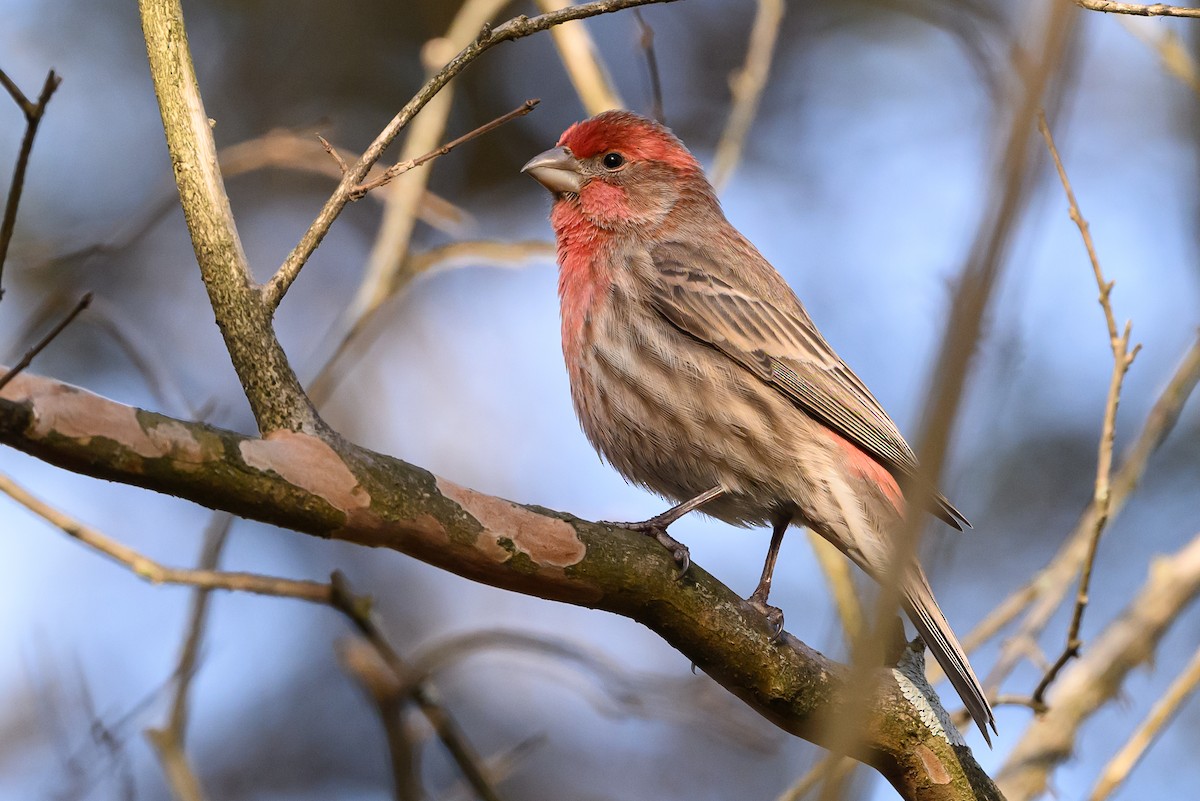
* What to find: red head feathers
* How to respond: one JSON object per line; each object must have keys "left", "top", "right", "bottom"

{"left": 556, "top": 110, "right": 700, "bottom": 174}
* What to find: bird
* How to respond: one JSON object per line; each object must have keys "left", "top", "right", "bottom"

{"left": 521, "top": 109, "right": 995, "bottom": 742}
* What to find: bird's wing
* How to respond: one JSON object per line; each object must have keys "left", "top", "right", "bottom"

{"left": 649, "top": 239, "right": 968, "bottom": 529}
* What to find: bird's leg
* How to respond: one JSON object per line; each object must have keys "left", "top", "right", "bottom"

{"left": 747, "top": 512, "right": 792, "bottom": 641}
{"left": 600, "top": 485, "right": 725, "bottom": 579}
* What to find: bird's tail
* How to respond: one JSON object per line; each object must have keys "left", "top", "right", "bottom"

{"left": 902, "top": 569, "right": 996, "bottom": 745}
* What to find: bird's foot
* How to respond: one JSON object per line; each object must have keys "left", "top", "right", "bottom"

{"left": 747, "top": 593, "right": 785, "bottom": 643}
{"left": 600, "top": 517, "right": 691, "bottom": 579}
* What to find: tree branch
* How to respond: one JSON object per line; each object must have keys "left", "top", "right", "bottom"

{"left": 138, "top": 0, "right": 321, "bottom": 435}
{"left": 1074, "top": 1, "right": 1200, "bottom": 18}
{"left": 0, "top": 367, "right": 1000, "bottom": 801}
{"left": 262, "top": 0, "right": 682, "bottom": 311}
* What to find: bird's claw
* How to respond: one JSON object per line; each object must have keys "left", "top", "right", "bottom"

{"left": 601, "top": 519, "right": 691, "bottom": 580}
{"left": 748, "top": 597, "right": 785, "bottom": 643}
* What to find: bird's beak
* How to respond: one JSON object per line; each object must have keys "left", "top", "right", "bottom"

{"left": 521, "top": 147, "right": 584, "bottom": 194}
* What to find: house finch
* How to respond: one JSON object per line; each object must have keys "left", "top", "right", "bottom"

{"left": 522, "top": 110, "right": 995, "bottom": 742}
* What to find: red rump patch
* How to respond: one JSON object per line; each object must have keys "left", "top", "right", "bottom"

{"left": 557, "top": 110, "right": 700, "bottom": 173}
{"left": 823, "top": 428, "right": 906, "bottom": 516}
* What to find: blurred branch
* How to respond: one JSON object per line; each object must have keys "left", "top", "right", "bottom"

{"left": 1087, "top": 644, "right": 1200, "bottom": 801}
{"left": 343, "top": 0, "right": 513, "bottom": 334}
{"left": 1118, "top": 15, "right": 1200, "bottom": 94}
{"left": 336, "top": 638, "right": 422, "bottom": 801}
{"left": 711, "top": 0, "right": 784, "bottom": 191}
{"left": 968, "top": 332, "right": 1200, "bottom": 691}
{"left": 330, "top": 572, "right": 503, "bottom": 801}
{"left": 806, "top": 530, "right": 865, "bottom": 645}
{"left": 0, "top": 67, "right": 60, "bottom": 297}
{"left": 0, "top": 291, "right": 90, "bottom": 393}
{"left": 779, "top": 754, "right": 856, "bottom": 801}
{"left": 633, "top": 10, "right": 665, "bottom": 123}
{"left": 997, "top": 533, "right": 1200, "bottom": 801}
{"left": 305, "top": 239, "right": 554, "bottom": 407}
{"left": 265, "top": 0, "right": 679, "bottom": 311}
{"left": 1029, "top": 112, "right": 1140, "bottom": 706}
{"left": 145, "top": 513, "right": 233, "bottom": 801}
{"left": 535, "top": 0, "right": 624, "bottom": 114}
{"left": 820, "top": 4, "right": 1079, "bottom": 788}
{"left": 398, "top": 627, "right": 768, "bottom": 745}
{"left": 1074, "top": 1, "right": 1200, "bottom": 18}
{"left": 350, "top": 99, "right": 539, "bottom": 200}
{"left": 0, "top": 368, "right": 1001, "bottom": 801}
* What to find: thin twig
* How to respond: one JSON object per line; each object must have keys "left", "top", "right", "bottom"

{"left": 350, "top": 99, "right": 539, "bottom": 199}
{"left": 330, "top": 572, "right": 503, "bottom": 801}
{"left": 1087, "top": 644, "right": 1200, "bottom": 801}
{"left": 1074, "top": 0, "right": 1200, "bottom": 17}
{"left": 950, "top": 333, "right": 1200, "bottom": 690}
{"left": 633, "top": 10, "right": 665, "bottom": 123}
{"left": 1031, "top": 112, "right": 1140, "bottom": 707}
{"left": 0, "top": 68, "right": 61, "bottom": 295}
{"left": 263, "top": 0, "right": 680, "bottom": 310}
{"left": 0, "top": 470, "right": 330, "bottom": 602}
{"left": 0, "top": 292, "right": 91, "bottom": 393}
{"left": 711, "top": 0, "right": 784, "bottom": 190}
{"left": 317, "top": 134, "right": 348, "bottom": 175}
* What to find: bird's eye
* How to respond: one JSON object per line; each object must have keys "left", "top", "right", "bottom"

{"left": 602, "top": 152, "right": 625, "bottom": 170}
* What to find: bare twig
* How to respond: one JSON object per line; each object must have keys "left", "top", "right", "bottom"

{"left": 263, "top": 0, "right": 680, "bottom": 311}
{"left": 330, "top": 572, "right": 503, "bottom": 801}
{"left": 1030, "top": 112, "right": 1140, "bottom": 706}
{"left": 945, "top": 333, "right": 1200, "bottom": 690}
{"left": 0, "top": 292, "right": 91, "bottom": 393}
{"left": 1074, "top": 0, "right": 1200, "bottom": 17}
{"left": 0, "top": 470, "right": 329, "bottom": 602}
{"left": 317, "top": 134, "right": 348, "bottom": 175}
{"left": 145, "top": 513, "right": 233, "bottom": 801}
{"left": 0, "top": 68, "right": 61, "bottom": 294}
{"left": 1088, "top": 644, "right": 1200, "bottom": 801}
{"left": 350, "top": 99, "right": 539, "bottom": 199}
{"left": 633, "top": 10, "right": 665, "bottom": 123}
{"left": 711, "top": 0, "right": 784, "bottom": 190}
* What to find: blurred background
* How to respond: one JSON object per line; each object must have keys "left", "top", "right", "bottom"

{"left": 1, "top": 0, "right": 1198, "bottom": 799}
